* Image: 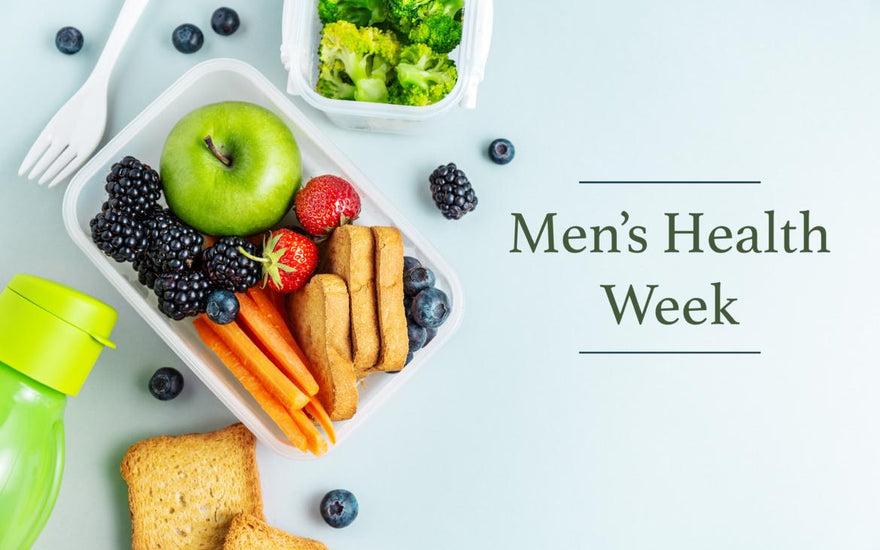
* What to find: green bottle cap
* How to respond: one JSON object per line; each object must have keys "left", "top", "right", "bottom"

{"left": 0, "top": 274, "right": 117, "bottom": 396}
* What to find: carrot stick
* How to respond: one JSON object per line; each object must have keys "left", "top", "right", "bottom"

{"left": 207, "top": 317, "right": 309, "bottom": 410}
{"left": 291, "top": 408, "right": 328, "bottom": 456}
{"left": 270, "top": 288, "right": 286, "bottom": 318}
{"left": 236, "top": 292, "right": 319, "bottom": 396}
{"left": 306, "top": 397, "right": 336, "bottom": 445}
{"left": 247, "top": 287, "right": 298, "bottom": 349}
{"left": 194, "top": 318, "right": 310, "bottom": 452}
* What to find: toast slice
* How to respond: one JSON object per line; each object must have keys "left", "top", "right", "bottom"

{"left": 368, "top": 227, "right": 408, "bottom": 374}
{"left": 321, "top": 225, "right": 380, "bottom": 374}
{"left": 289, "top": 274, "right": 358, "bottom": 421}
{"left": 120, "top": 423, "right": 263, "bottom": 550}
{"left": 223, "top": 513, "right": 327, "bottom": 550}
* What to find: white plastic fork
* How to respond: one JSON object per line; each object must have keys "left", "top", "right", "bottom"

{"left": 19, "top": 0, "right": 151, "bottom": 188}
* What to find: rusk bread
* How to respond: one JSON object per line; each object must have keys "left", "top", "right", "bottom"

{"left": 289, "top": 274, "right": 358, "bottom": 420}
{"left": 222, "top": 513, "right": 327, "bottom": 550}
{"left": 321, "top": 225, "right": 380, "bottom": 374}
{"left": 368, "top": 227, "right": 408, "bottom": 373}
{"left": 120, "top": 423, "right": 263, "bottom": 550}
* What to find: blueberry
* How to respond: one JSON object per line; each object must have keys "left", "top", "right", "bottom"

{"left": 211, "top": 7, "right": 240, "bottom": 36}
{"left": 55, "top": 26, "right": 83, "bottom": 55}
{"left": 488, "top": 138, "right": 515, "bottom": 165}
{"left": 424, "top": 326, "right": 438, "bottom": 346}
{"left": 411, "top": 287, "right": 450, "bottom": 329}
{"left": 149, "top": 367, "right": 184, "bottom": 401}
{"left": 403, "top": 266, "right": 435, "bottom": 297}
{"left": 320, "top": 489, "right": 358, "bottom": 528}
{"left": 405, "top": 351, "right": 414, "bottom": 366}
{"left": 172, "top": 24, "right": 204, "bottom": 53}
{"left": 206, "top": 289, "right": 239, "bottom": 325}
{"left": 403, "top": 256, "right": 421, "bottom": 273}
{"left": 403, "top": 296, "right": 413, "bottom": 320}
{"left": 407, "top": 318, "right": 427, "bottom": 353}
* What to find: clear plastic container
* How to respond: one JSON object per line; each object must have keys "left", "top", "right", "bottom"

{"left": 62, "top": 59, "right": 464, "bottom": 459}
{"left": 281, "top": 0, "right": 494, "bottom": 132}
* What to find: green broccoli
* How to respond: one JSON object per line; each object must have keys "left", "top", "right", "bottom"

{"left": 317, "top": 21, "right": 401, "bottom": 103}
{"left": 387, "top": 0, "right": 464, "bottom": 54}
{"left": 390, "top": 43, "right": 458, "bottom": 106}
{"left": 317, "top": 0, "right": 389, "bottom": 27}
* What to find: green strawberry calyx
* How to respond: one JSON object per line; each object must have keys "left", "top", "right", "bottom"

{"left": 237, "top": 233, "right": 296, "bottom": 290}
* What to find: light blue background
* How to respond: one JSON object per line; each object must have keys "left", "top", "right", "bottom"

{"left": 2, "top": 1, "right": 879, "bottom": 549}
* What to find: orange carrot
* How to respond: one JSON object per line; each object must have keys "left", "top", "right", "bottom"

{"left": 207, "top": 317, "right": 309, "bottom": 410}
{"left": 306, "top": 397, "right": 336, "bottom": 445}
{"left": 291, "top": 408, "right": 328, "bottom": 456}
{"left": 236, "top": 292, "right": 319, "bottom": 396}
{"left": 270, "top": 288, "right": 286, "bottom": 318}
{"left": 194, "top": 318, "right": 310, "bottom": 452}
{"left": 247, "top": 287, "right": 298, "bottom": 349}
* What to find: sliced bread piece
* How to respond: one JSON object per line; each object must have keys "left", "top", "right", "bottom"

{"left": 289, "top": 274, "right": 358, "bottom": 421}
{"left": 321, "top": 224, "right": 380, "bottom": 374}
{"left": 223, "top": 513, "right": 327, "bottom": 550}
{"left": 120, "top": 423, "right": 263, "bottom": 550}
{"left": 368, "top": 226, "right": 408, "bottom": 373}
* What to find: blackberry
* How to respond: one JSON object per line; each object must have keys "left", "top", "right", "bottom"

{"left": 133, "top": 255, "right": 160, "bottom": 289}
{"left": 429, "top": 163, "right": 477, "bottom": 220}
{"left": 154, "top": 270, "right": 213, "bottom": 320}
{"left": 89, "top": 203, "right": 148, "bottom": 263}
{"left": 142, "top": 208, "right": 204, "bottom": 274}
{"left": 104, "top": 156, "right": 162, "bottom": 217}
{"left": 203, "top": 237, "right": 261, "bottom": 293}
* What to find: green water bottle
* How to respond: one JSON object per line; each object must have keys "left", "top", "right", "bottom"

{"left": 0, "top": 274, "right": 116, "bottom": 550}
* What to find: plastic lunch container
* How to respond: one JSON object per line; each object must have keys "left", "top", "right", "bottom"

{"left": 280, "top": 0, "right": 494, "bottom": 132}
{"left": 62, "top": 59, "right": 464, "bottom": 460}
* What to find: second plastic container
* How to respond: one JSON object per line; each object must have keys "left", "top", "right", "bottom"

{"left": 281, "top": 0, "right": 494, "bottom": 132}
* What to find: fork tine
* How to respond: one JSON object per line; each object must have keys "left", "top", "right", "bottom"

{"left": 18, "top": 134, "right": 51, "bottom": 176}
{"left": 38, "top": 149, "right": 77, "bottom": 186}
{"left": 46, "top": 153, "right": 83, "bottom": 188}
{"left": 27, "top": 143, "right": 67, "bottom": 181}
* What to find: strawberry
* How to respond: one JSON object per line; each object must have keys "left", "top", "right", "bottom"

{"left": 248, "top": 229, "right": 319, "bottom": 294}
{"left": 295, "top": 175, "right": 361, "bottom": 238}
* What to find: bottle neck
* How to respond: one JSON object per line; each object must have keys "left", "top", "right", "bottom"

{"left": 0, "top": 359, "right": 67, "bottom": 410}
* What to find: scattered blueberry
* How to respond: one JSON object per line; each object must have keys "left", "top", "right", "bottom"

{"left": 172, "top": 24, "right": 204, "bottom": 53}
{"left": 403, "top": 256, "right": 421, "bottom": 273}
{"left": 205, "top": 289, "right": 239, "bottom": 325}
{"left": 320, "top": 489, "right": 358, "bottom": 528}
{"left": 488, "top": 138, "right": 515, "bottom": 165}
{"left": 211, "top": 7, "right": 241, "bottom": 36}
{"left": 424, "top": 326, "right": 438, "bottom": 346}
{"left": 405, "top": 351, "right": 414, "bottom": 366}
{"left": 411, "top": 287, "right": 450, "bottom": 329}
{"left": 55, "top": 26, "right": 83, "bottom": 55}
{"left": 403, "top": 295, "right": 413, "bottom": 320}
{"left": 149, "top": 367, "right": 184, "bottom": 401}
{"left": 407, "top": 319, "right": 427, "bottom": 353}
{"left": 403, "top": 266, "right": 435, "bottom": 297}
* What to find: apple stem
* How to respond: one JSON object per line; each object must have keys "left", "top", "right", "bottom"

{"left": 204, "top": 135, "right": 232, "bottom": 167}
{"left": 238, "top": 246, "right": 268, "bottom": 264}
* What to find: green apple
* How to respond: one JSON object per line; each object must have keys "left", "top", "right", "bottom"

{"left": 160, "top": 101, "right": 302, "bottom": 236}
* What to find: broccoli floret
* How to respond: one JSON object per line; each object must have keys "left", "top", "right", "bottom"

{"left": 387, "top": 0, "right": 464, "bottom": 53}
{"left": 317, "top": 21, "right": 401, "bottom": 103}
{"left": 317, "top": 59, "right": 356, "bottom": 100}
{"left": 390, "top": 43, "right": 458, "bottom": 106}
{"left": 318, "top": 0, "right": 389, "bottom": 27}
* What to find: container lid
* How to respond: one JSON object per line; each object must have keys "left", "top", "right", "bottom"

{"left": 0, "top": 274, "right": 117, "bottom": 395}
